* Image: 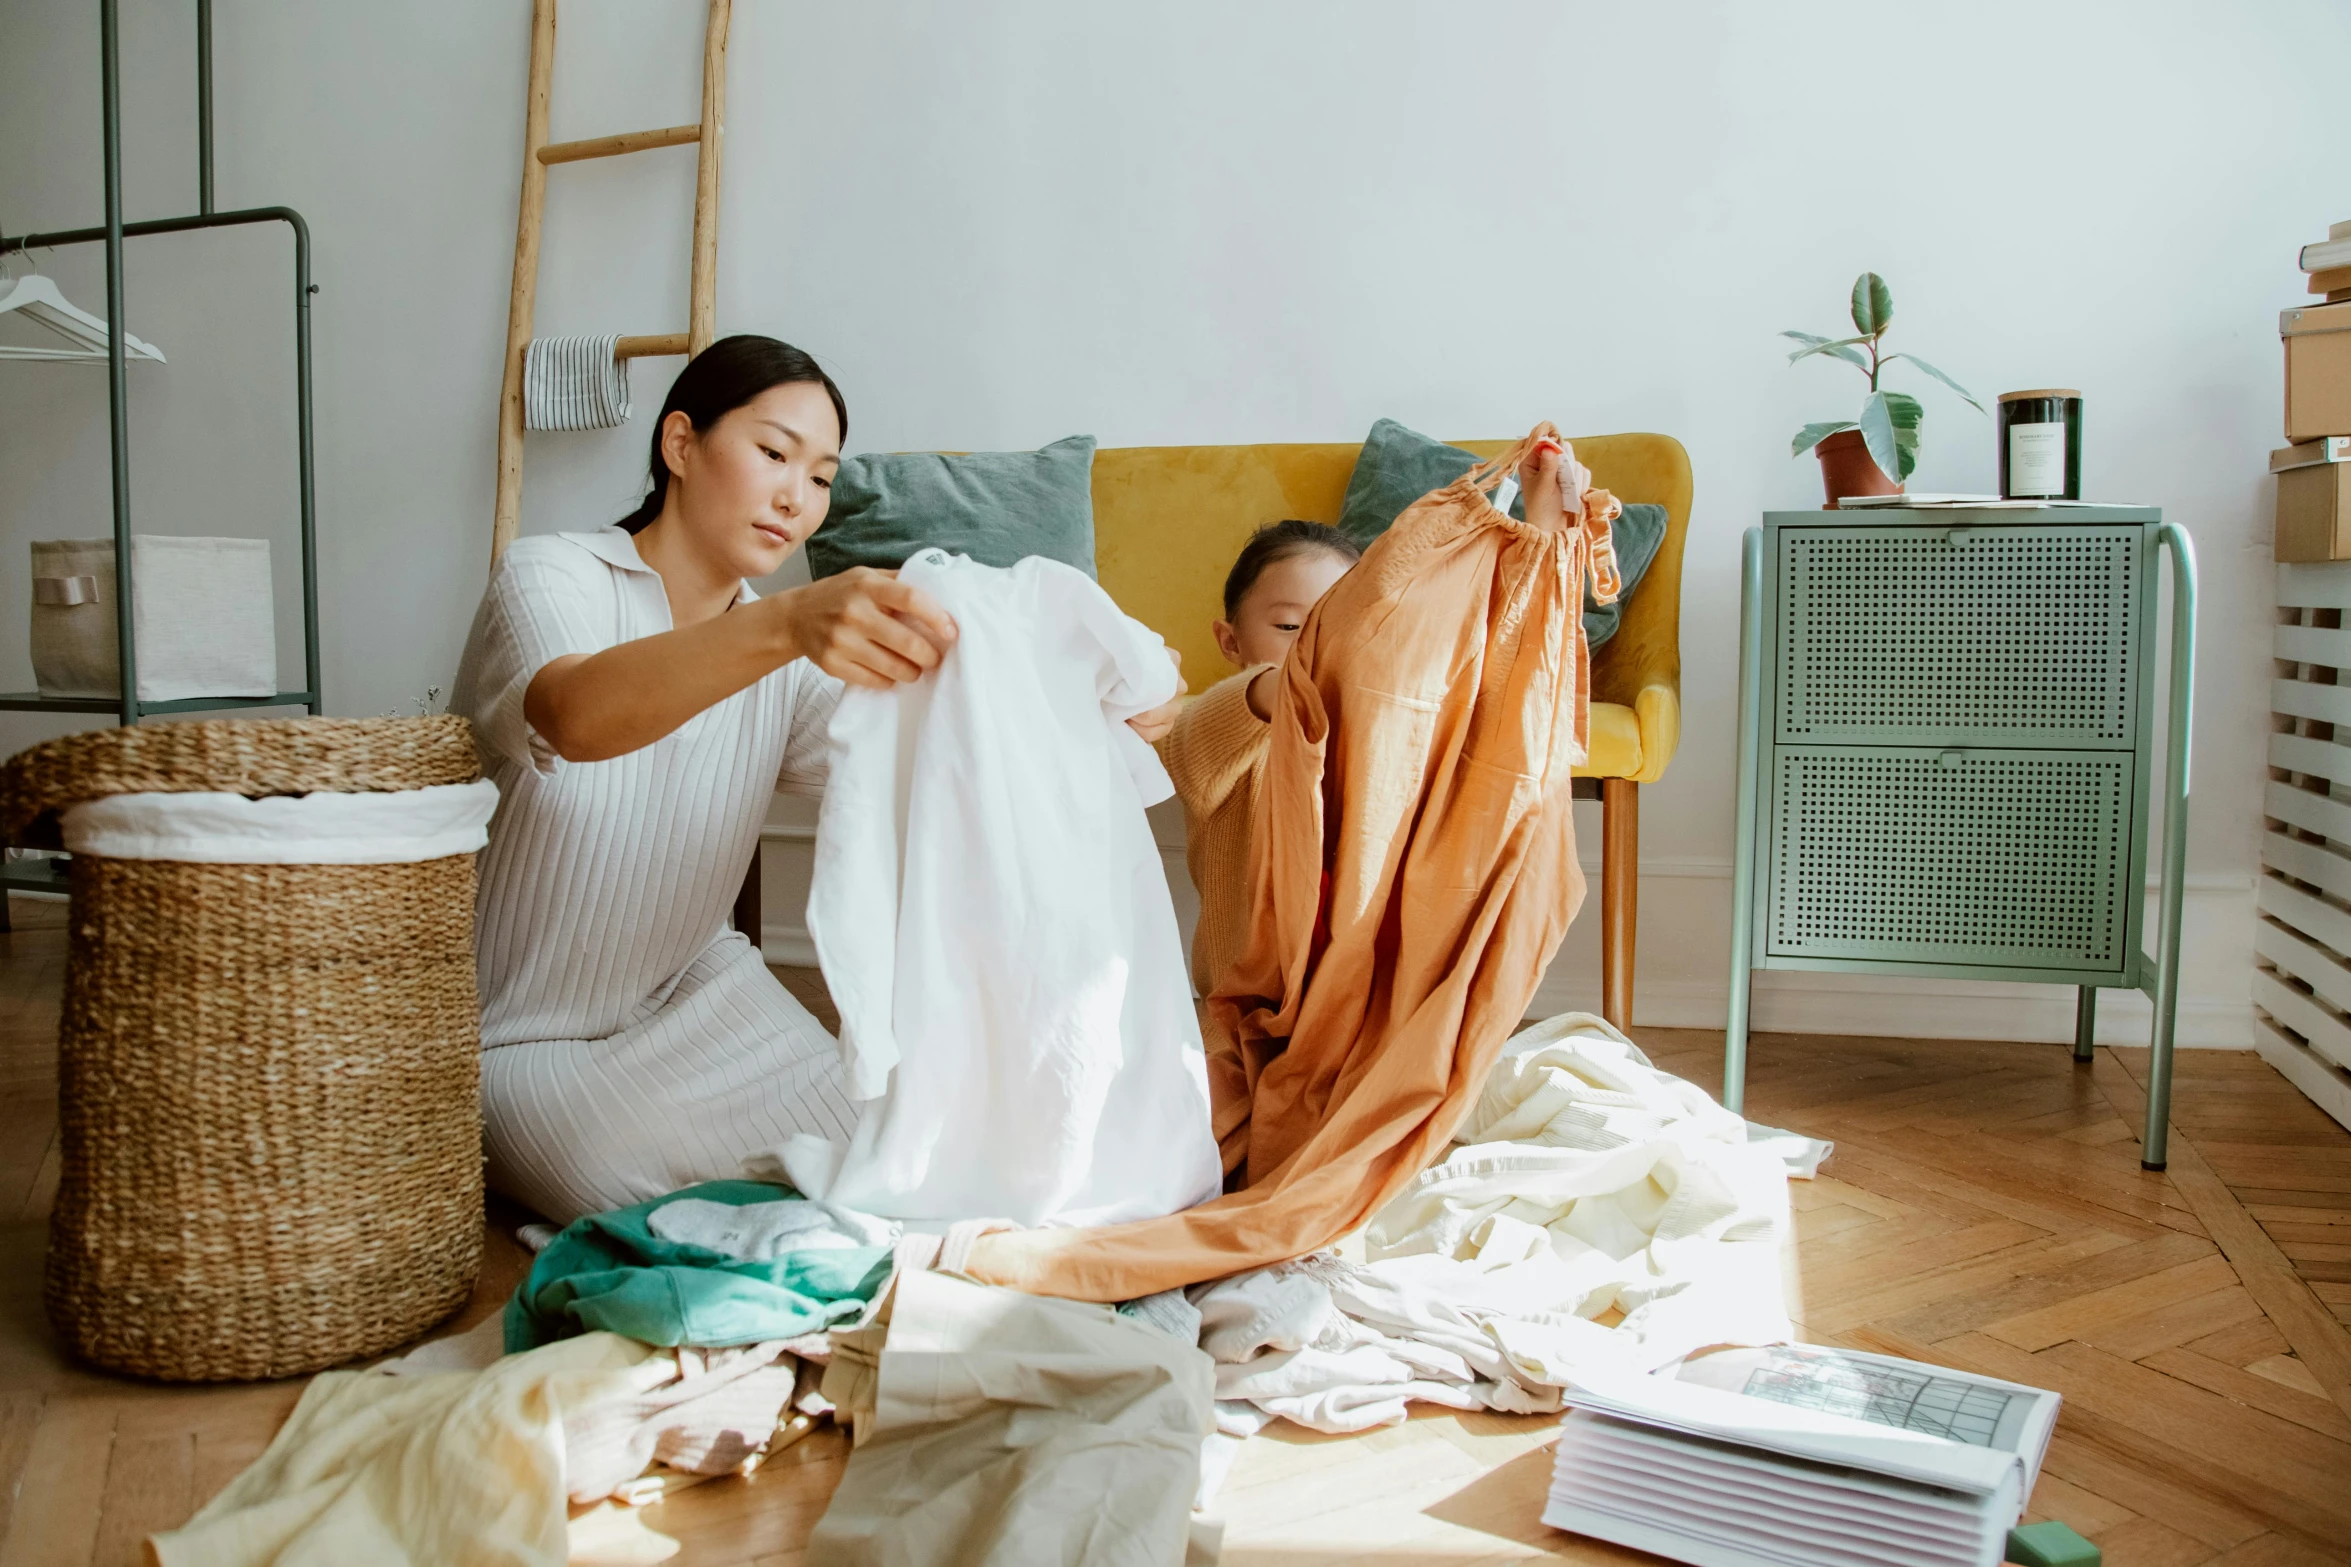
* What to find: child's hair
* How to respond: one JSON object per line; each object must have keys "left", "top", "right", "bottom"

{"left": 1221, "top": 520, "right": 1362, "bottom": 619}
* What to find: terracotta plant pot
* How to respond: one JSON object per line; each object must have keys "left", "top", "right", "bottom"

{"left": 1814, "top": 428, "right": 1902, "bottom": 509}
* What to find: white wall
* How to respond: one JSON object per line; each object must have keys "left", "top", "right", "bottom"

{"left": 5, "top": 0, "right": 2340, "bottom": 1045}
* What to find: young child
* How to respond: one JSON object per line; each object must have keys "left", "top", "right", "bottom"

{"left": 1158, "top": 519, "right": 1361, "bottom": 997}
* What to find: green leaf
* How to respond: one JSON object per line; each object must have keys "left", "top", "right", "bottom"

{"left": 1880, "top": 391, "right": 1923, "bottom": 478}
{"left": 1882, "top": 389, "right": 1924, "bottom": 442}
{"left": 1850, "top": 272, "right": 1893, "bottom": 336}
{"left": 1882, "top": 352, "right": 1985, "bottom": 413}
{"left": 1857, "top": 392, "right": 1902, "bottom": 481}
{"left": 1790, "top": 420, "right": 1857, "bottom": 456}
{"left": 1782, "top": 330, "right": 1871, "bottom": 370}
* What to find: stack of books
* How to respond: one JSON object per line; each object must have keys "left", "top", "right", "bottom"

{"left": 2306, "top": 221, "right": 2351, "bottom": 303}
{"left": 1542, "top": 1342, "right": 2062, "bottom": 1567}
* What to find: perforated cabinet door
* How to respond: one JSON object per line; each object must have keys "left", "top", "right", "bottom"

{"left": 1766, "top": 747, "right": 2136, "bottom": 973}
{"left": 1776, "top": 526, "right": 2139, "bottom": 749}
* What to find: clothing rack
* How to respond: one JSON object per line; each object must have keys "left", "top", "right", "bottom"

{"left": 0, "top": 0, "right": 324, "bottom": 915}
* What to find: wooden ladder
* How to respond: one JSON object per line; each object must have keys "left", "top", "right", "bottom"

{"left": 490, "top": 0, "right": 733, "bottom": 564}
{"left": 489, "top": 0, "right": 764, "bottom": 941}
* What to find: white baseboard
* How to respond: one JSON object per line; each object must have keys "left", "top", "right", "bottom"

{"left": 2253, "top": 1013, "right": 2351, "bottom": 1133}
{"left": 767, "top": 924, "right": 2254, "bottom": 1047}
{"left": 1526, "top": 973, "right": 2254, "bottom": 1048}
{"left": 761, "top": 924, "right": 818, "bottom": 967}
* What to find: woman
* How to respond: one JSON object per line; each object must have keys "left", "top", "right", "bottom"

{"left": 451, "top": 336, "right": 1178, "bottom": 1224}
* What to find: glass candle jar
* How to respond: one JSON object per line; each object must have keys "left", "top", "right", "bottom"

{"left": 1997, "top": 389, "right": 2082, "bottom": 500}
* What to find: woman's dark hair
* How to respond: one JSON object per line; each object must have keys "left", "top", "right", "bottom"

{"left": 1221, "top": 520, "right": 1361, "bottom": 619}
{"left": 618, "top": 334, "right": 848, "bottom": 533}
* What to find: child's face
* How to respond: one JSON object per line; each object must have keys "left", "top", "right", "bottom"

{"left": 1214, "top": 548, "right": 1354, "bottom": 670}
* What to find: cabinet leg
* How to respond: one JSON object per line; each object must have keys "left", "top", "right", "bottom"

{"left": 2072, "top": 986, "right": 2097, "bottom": 1064}
{"left": 1601, "top": 779, "right": 1636, "bottom": 1030}
{"left": 1724, "top": 527, "right": 1765, "bottom": 1116}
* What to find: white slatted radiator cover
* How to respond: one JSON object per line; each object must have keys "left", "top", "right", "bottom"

{"left": 2257, "top": 563, "right": 2351, "bottom": 1134}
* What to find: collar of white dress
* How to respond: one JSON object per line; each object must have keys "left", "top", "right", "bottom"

{"left": 567, "top": 526, "right": 760, "bottom": 603}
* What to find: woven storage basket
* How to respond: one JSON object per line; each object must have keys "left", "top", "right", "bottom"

{"left": 0, "top": 716, "right": 488, "bottom": 1382}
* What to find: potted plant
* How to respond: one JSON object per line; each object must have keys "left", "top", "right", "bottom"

{"left": 1786, "top": 272, "right": 1983, "bottom": 506}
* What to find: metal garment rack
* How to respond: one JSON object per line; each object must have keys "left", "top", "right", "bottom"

{"left": 1720, "top": 507, "right": 2197, "bottom": 1169}
{"left": 0, "top": 0, "right": 322, "bottom": 905}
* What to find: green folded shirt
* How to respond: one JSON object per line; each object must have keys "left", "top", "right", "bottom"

{"left": 505, "top": 1179, "right": 894, "bottom": 1353}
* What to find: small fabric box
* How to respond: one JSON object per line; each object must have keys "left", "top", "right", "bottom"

{"left": 31, "top": 536, "right": 277, "bottom": 702}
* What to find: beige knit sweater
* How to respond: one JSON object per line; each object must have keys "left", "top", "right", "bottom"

{"left": 1156, "top": 663, "right": 1274, "bottom": 997}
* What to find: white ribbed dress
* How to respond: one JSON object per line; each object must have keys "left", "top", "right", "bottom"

{"left": 449, "top": 527, "right": 857, "bottom": 1225}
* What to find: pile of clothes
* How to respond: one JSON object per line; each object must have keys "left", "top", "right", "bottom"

{"left": 149, "top": 1014, "right": 1823, "bottom": 1567}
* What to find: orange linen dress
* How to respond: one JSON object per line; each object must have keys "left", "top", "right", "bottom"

{"left": 969, "top": 427, "right": 1620, "bottom": 1301}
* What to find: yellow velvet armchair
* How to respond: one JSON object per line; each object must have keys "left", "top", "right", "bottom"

{"left": 1091, "top": 434, "right": 1690, "bottom": 1027}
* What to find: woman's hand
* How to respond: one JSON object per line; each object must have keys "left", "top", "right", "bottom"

{"left": 775, "top": 567, "right": 958, "bottom": 689}
{"left": 1127, "top": 647, "right": 1186, "bottom": 743}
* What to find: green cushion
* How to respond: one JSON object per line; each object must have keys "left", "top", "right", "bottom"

{"left": 1335, "top": 417, "right": 1665, "bottom": 648}
{"left": 806, "top": 434, "right": 1098, "bottom": 580}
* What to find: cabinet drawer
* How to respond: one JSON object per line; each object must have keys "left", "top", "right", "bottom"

{"left": 1775, "top": 526, "right": 2140, "bottom": 748}
{"left": 1766, "top": 747, "right": 2135, "bottom": 972}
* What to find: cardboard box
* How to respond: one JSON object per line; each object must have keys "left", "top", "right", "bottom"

{"left": 2282, "top": 302, "right": 2351, "bottom": 440}
{"left": 2277, "top": 461, "right": 2351, "bottom": 561}
{"left": 2273, "top": 436, "right": 2351, "bottom": 472}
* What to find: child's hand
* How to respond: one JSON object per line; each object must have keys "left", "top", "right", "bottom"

{"left": 1127, "top": 646, "right": 1186, "bottom": 743}
{"left": 1519, "top": 426, "right": 1594, "bottom": 529}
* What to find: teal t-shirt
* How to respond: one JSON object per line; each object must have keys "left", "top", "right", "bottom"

{"left": 505, "top": 1180, "right": 893, "bottom": 1352}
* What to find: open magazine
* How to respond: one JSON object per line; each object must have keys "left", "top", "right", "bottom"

{"left": 1543, "top": 1343, "right": 2061, "bottom": 1567}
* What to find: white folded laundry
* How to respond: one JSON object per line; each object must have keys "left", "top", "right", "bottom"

{"left": 1214, "top": 1344, "right": 1412, "bottom": 1404}
{"left": 1117, "top": 1289, "right": 1204, "bottom": 1345}
{"left": 647, "top": 1195, "right": 901, "bottom": 1258}
{"left": 1190, "top": 1261, "right": 1336, "bottom": 1362}
{"left": 1250, "top": 1378, "right": 1486, "bottom": 1435}
{"left": 61, "top": 778, "right": 501, "bottom": 865}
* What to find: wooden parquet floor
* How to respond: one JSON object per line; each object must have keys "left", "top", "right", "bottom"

{"left": 1, "top": 896, "right": 2348, "bottom": 1566}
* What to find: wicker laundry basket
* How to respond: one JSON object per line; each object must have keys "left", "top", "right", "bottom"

{"left": 0, "top": 716, "right": 488, "bottom": 1382}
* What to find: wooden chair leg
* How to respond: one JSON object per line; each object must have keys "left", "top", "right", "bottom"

{"left": 1600, "top": 778, "right": 1636, "bottom": 1028}
{"left": 734, "top": 842, "right": 762, "bottom": 951}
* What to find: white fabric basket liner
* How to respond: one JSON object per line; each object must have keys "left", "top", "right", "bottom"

{"left": 61, "top": 778, "right": 499, "bottom": 865}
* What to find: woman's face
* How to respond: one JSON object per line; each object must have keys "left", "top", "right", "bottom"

{"left": 1214, "top": 547, "right": 1354, "bottom": 670}
{"left": 663, "top": 380, "right": 843, "bottom": 581}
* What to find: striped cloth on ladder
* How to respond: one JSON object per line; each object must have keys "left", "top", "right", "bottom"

{"left": 523, "top": 334, "right": 631, "bottom": 431}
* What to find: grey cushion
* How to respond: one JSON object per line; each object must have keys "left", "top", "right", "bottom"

{"left": 1334, "top": 418, "right": 1665, "bottom": 647}
{"left": 806, "top": 434, "right": 1097, "bottom": 580}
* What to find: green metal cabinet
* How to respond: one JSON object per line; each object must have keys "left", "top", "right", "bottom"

{"left": 1723, "top": 507, "right": 2196, "bottom": 1167}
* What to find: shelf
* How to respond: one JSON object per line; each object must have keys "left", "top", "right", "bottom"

{"left": 0, "top": 691, "right": 317, "bottom": 716}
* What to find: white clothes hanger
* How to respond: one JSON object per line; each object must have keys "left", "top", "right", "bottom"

{"left": 0, "top": 256, "right": 166, "bottom": 363}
